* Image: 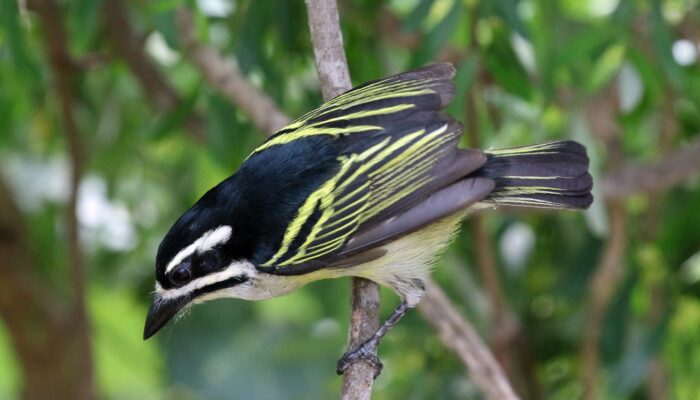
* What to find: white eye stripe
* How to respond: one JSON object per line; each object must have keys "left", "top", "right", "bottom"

{"left": 200, "top": 225, "right": 233, "bottom": 253}
{"left": 156, "top": 260, "right": 256, "bottom": 300}
{"left": 164, "top": 225, "right": 233, "bottom": 273}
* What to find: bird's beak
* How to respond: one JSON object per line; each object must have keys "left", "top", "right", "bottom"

{"left": 143, "top": 294, "right": 191, "bottom": 340}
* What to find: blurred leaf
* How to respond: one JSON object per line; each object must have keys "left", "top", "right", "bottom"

{"left": 0, "top": 320, "right": 19, "bottom": 399}
{"left": 447, "top": 55, "right": 479, "bottom": 117}
{"left": 650, "top": 2, "right": 685, "bottom": 89}
{"left": 555, "top": 28, "right": 616, "bottom": 75}
{"left": 483, "top": 28, "right": 533, "bottom": 100}
{"left": 493, "top": 0, "right": 529, "bottom": 38}
{"left": 411, "top": 0, "right": 462, "bottom": 66}
{"left": 149, "top": 83, "right": 202, "bottom": 141}
{"left": 0, "top": 0, "right": 40, "bottom": 85}
{"left": 588, "top": 43, "right": 625, "bottom": 92}
{"left": 68, "top": 0, "right": 103, "bottom": 53}
{"left": 402, "top": 0, "right": 436, "bottom": 33}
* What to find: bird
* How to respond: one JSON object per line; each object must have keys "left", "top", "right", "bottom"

{"left": 143, "top": 63, "right": 592, "bottom": 375}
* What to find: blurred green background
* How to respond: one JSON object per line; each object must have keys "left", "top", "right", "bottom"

{"left": 1, "top": 0, "right": 700, "bottom": 399}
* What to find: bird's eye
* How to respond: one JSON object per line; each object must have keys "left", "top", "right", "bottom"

{"left": 169, "top": 265, "right": 191, "bottom": 287}
{"left": 199, "top": 250, "right": 221, "bottom": 272}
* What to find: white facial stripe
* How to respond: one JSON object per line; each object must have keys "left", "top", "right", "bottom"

{"left": 200, "top": 225, "right": 233, "bottom": 253}
{"left": 164, "top": 241, "right": 198, "bottom": 274}
{"left": 157, "top": 260, "right": 256, "bottom": 300}
{"left": 164, "top": 225, "right": 233, "bottom": 273}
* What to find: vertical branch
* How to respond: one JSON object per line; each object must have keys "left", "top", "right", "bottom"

{"left": 0, "top": 180, "right": 70, "bottom": 399}
{"left": 174, "top": 6, "right": 517, "bottom": 398}
{"left": 26, "top": 0, "right": 95, "bottom": 398}
{"left": 304, "top": 1, "right": 380, "bottom": 398}
{"left": 462, "top": 8, "right": 528, "bottom": 392}
{"left": 581, "top": 201, "right": 626, "bottom": 400}
{"left": 305, "top": 0, "right": 352, "bottom": 99}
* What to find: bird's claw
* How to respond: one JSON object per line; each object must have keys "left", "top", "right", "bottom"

{"left": 336, "top": 343, "right": 383, "bottom": 378}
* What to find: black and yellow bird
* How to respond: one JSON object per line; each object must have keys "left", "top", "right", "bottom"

{"left": 143, "top": 63, "right": 592, "bottom": 373}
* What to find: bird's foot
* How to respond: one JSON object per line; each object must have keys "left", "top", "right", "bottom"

{"left": 336, "top": 342, "right": 383, "bottom": 379}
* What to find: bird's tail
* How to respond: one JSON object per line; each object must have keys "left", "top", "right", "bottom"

{"left": 474, "top": 140, "right": 593, "bottom": 210}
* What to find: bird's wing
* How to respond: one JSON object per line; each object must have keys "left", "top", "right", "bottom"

{"left": 250, "top": 63, "right": 458, "bottom": 156}
{"left": 256, "top": 64, "right": 492, "bottom": 274}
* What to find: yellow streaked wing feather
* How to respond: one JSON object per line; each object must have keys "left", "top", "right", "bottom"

{"left": 261, "top": 123, "right": 457, "bottom": 269}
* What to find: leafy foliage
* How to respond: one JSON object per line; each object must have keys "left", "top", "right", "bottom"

{"left": 1, "top": 0, "right": 699, "bottom": 399}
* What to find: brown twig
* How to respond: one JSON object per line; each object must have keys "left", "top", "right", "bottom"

{"left": 25, "top": 0, "right": 95, "bottom": 398}
{"left": 464, "top": 47, "right": 519, "bottom": 373}
{"left": 461, "top": 12, "right": 533, "bottom": 394}
{"left": 600, "top": 134, "right": 700, "bottom": 199}
{"left": 102, "top": 0, "right": 207, "bottom": 142}
{"left": 581, "top": 201, "right": 627, "bottom": 400}
{"left": 418, "top": 279, "right": 520, "bottom": 400}
{"left": 305, "top": 0, "right": 352, "bottom": 100}
{"left": 174, "top": 8, "right": 290, "bottom": 135}
{"left": 304, "top": 1, "right": 381, "bottom": 398}
{"left": 0, "top": 180, "right": 73, "bottom": 399}
{"left": 175, "top": 10, "right": 520, "bottom": 393}
{"left": 168, "top": 5, "right": 697, "bottom": 398}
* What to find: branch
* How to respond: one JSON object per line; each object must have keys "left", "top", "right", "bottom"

{"left": 600, "top": 134, "right": 700, "bottom": 198}
{"left": 173, "top": 5, "right": 518, "bottom": 397}
{"left": 461, "top": 11, "right": 531, "bottom": 394}
{"left": 22, "top": 0, "right": 95, "bottom": 398}
{"left": 304, "top": 1, "right": 380, "bottom": 398}
{"left": 581, "top": 201, "right": 627, "bottom": 400}
{"left": 174, "top": 8, "right": 290, "bottom": 135}
{"left": 0, "top": 180, "right": 67, "bottom": 399}
{"left": 418, "top": 279, "right": 520, "bottom": 400}
{"left": 102, "top": 0, "right": 207, "bottom": 142}
{"left": 305, "top": 0, "right": 352, "bottom": 100}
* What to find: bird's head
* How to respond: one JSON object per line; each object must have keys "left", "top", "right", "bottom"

{"left": 143, "top": 200, "right": 258, "bottom": 340}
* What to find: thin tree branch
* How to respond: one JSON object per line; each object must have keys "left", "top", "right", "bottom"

{"left": 600, "top": 134, "right": 700, "bottom": 199}
{"left": 0, "top": 179, "right": 71, "bottom": 400}
{"left": 24, "top": 0, "right": 95, "bottom": 398}
{"left": 304, "top": 1, "right": 380, "bottom": 398}
{"left": 172, "top": 13, "right": 520, "bottom": 392}
{"left": 305, "top": 0, "right": 352, "bottom": 100}
{"left": 168, "top": 8, "right": 700, "bottom": 397}
{"left": 464, "top": 43, "right": 521, "bottom": 379}
{"left": 581, "top": 201, "right": 627, "bottom": 400}
{"left": 418, "top": 279, "right": 520, "bottom": 400}
{"left": 102, "top": 0, "right": 207, "bottom": 142}
{"left": 174, "top": 8, "right": 290, "bottom": 135}
{"left": 461, "top": 12, "right": 533, "bottom": 395}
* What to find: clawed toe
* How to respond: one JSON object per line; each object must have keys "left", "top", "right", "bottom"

{"left": 336, "top": 344, "right": 383, "bottom": 378}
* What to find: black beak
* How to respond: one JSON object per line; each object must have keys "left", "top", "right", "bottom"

{"left": 143, "top": 295, "right": 191, "bottom": 340}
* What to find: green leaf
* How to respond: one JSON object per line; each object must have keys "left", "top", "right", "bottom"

{"left": 149, "top": 83, "right": 202, "bottom": 141}
{"left": 411, "top": 0, "right": 462, "bottom": 66}
{"left": 587, "top": 43, "right": 625, "bottom": 92}
{"left": 0, "top": 0, "right": 40, "bottom": 84}
{"left": 0, "top": 320, "right": 20, "bottom": 399}
{"left": 402, "top": 0, "right": 436, "bottom": 33}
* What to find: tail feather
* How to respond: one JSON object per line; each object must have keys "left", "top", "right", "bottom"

{"left": 474, "top": 140, "right": 593, "bottom": 210}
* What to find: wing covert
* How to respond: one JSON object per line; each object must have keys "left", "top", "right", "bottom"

{"left": 260, "top": 121, "right": 483, "bottom": 272}
{"left": 255, "top": 64, "right": 489, "bottom": 274}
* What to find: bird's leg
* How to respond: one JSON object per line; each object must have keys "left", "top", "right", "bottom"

{"left": 336, "top": 301, "right": 412, "bottom": 378}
